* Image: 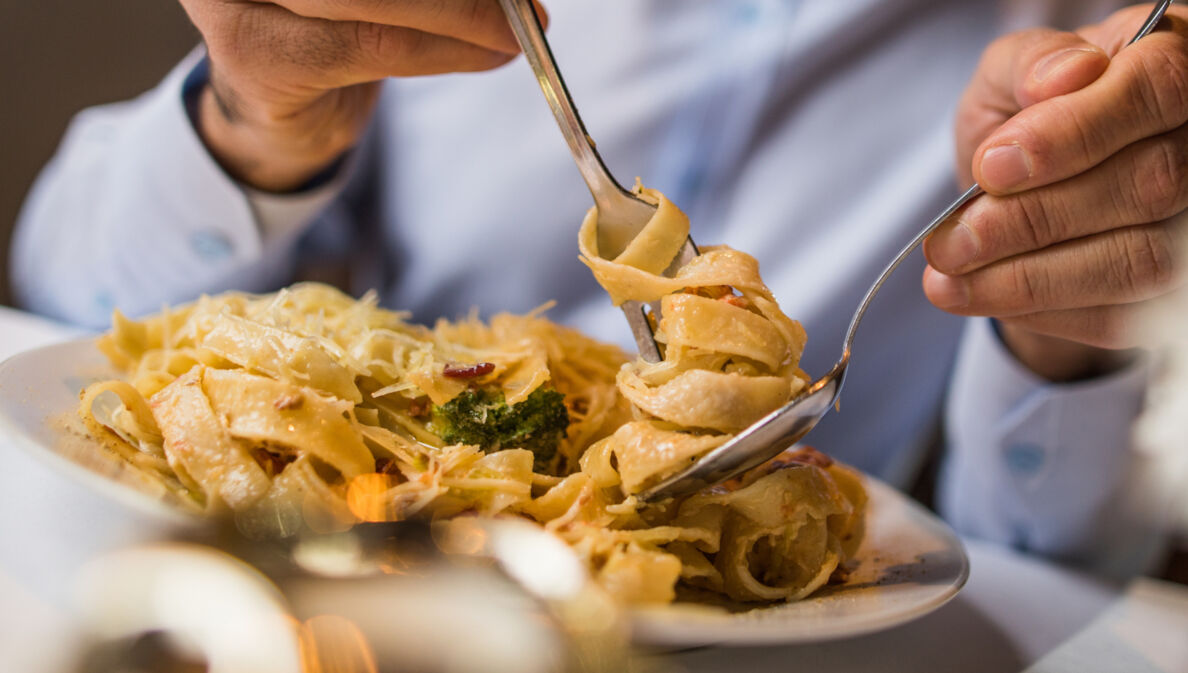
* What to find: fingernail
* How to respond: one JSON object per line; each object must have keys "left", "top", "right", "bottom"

{"left": 928, "top": 221, "right": 980, "bottom": 272}
{"left": 981, "top": 143, "right": 1031, "bottom": 192}
{"left": 924, "top": 268, "right": 969, "bottom": 309}
{"left": 1034, "top": 47, "right": 1098, "bottom": 82}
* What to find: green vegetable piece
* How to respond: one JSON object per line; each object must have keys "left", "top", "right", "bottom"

{"left": 430, "top": 387, "right": 569, "bottom": 467}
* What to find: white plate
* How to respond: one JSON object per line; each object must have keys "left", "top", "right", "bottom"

{"left": 0, "top": 338, "right": 197, "bottom": 524}
{"left": 0, "top": 339, "right": 969, "bottom": 647}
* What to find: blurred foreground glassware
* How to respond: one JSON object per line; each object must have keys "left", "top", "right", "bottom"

{"left": 69, "top": 518, "right": 637, "bottom": 673}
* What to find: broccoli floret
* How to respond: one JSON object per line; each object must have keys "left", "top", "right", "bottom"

{"left": 429, "top": 387, "right": 569, "bottom": 466}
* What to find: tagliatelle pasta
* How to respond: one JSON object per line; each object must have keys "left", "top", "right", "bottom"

{"left": 79, "top": 185, "right": 865, "bottom": 605}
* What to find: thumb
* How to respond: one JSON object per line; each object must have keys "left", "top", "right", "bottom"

{"left": 955, "top": 29, "right": 1110, "bottom": 184}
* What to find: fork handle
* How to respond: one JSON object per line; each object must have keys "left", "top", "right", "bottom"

{"left": 498, "top": 0, "right": 628, "bottom": 203}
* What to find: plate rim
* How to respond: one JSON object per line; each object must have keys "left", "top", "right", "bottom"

{"left": 0, "top": 338, "right": 199, "bottom": 526}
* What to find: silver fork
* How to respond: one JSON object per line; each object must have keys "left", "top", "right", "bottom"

{"left": 498, "top": 0, "right": 698, "bottom": 363}
{"left": 637, "top": 0, "right": 1173, "bottom": 501}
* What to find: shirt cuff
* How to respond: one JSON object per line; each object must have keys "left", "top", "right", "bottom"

{"left": 938, "top": 317, "right": 1152, "bottom": 563}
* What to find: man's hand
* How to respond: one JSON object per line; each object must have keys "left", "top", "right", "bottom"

{"left": 923, "top": 5, "right": 1188, "bottom": 381}
{"left": 178, "top": 0, "right": 542, "bottom": 191}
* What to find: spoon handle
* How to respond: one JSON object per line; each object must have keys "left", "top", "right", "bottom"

{"left": 842, "top": 184, "right": 982, "bottom": 355}
{"left": 498, "top": 0, "right": 625, "bottom": 202}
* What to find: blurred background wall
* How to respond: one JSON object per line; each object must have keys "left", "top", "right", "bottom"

{"left": 0, "top": 1, "right": 197, "bottom": 308}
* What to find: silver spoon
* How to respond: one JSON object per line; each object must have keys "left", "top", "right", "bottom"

{"left": 639, "top": 0, "right": 1173, "bottom": 501}
{"left": 498, "top": 0, "right": 697, "bottom": 363}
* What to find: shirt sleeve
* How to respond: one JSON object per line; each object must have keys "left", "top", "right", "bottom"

{"left": 9, "top": 47, "right": 345, "bottom": 328}
{"left": 937, "top": 317, "right": 1158, "bottom": 572}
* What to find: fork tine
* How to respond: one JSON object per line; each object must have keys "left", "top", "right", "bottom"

{"left": 622, "top": 302, "right": 662, "bottom": 363}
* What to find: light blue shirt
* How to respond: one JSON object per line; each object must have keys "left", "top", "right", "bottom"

{"left": 11, "top": 0, "right": 1154, "bottom": 569}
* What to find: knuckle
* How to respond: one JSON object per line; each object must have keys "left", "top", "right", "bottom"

{"left": 1020, "top": 97, "right": 1100, "bottom": 171}
{"left": 1007, "top": 192, "right": 1056, "bottom": 249}
{"left": 391, "top": 27, "right": 432, "bottom": 67}
{"left": 1133, "top": 135, "right": 1188, "bottom": 220}
{"left": 1130, "top": 44, "right": 1188, "bottom": 130}
{"left": 1118, "top": 225, "right": 1179, "bottom": 294}
{"left": 1139, "top": 225, "right": 1179, "bottom": 288}
{"left": 1006, "top": 258, "right": 1047, "bottom": 311}
{"left": 352, "top": 20, "right": 389, "bottom": 57}
{"left": 959, "top": 204, "right": 999, "bottom": 252}
{"left": 1058, "top": 99, "right": 1109, "bottom": 168}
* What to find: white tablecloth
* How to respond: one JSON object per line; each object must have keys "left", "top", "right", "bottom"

{"left": 0, "top": 306, "right": 1184, "bottom": 673}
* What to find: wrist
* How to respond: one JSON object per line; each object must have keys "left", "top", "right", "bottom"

{"left": 995, "top": 321, "right": 1136, "bottom": 382}
{"left": 196, "top": 86, "right": 352, "bottom": 192}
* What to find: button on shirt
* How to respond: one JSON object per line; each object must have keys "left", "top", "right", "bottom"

{"left": 11, "top": 0, "right": 1153, "bottom": 568}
